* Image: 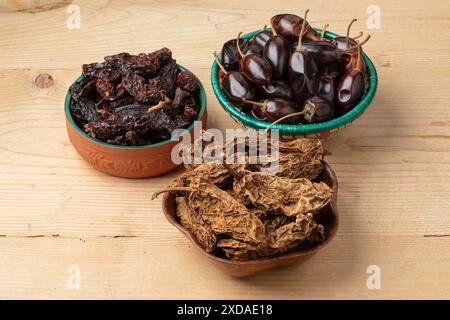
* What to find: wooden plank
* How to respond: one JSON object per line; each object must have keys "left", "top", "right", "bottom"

{"left": 0, "top": 236, "right": 448, "bottom": 299}
{"left": 0, "top": 0, "right": 449, "bottom": 299}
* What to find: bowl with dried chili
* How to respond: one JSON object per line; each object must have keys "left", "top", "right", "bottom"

{"left": 65, "top": 48, "right": 207, "bottom": 178}
{"left": 211, "top": 12, "right": 378, "bottom": 140}
{"left": 153, "top": 135, "right": 339, "bottom": 277}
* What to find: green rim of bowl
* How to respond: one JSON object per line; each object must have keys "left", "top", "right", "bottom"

{"left": 65, "top": 64, "right": 207, "bottom": 149}
{"left": 210, "top": 28, "right": 378, "bottom": 135}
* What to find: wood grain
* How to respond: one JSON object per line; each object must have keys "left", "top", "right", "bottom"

{"left": 0, "top": 0, "right": 449, "bottom": 299}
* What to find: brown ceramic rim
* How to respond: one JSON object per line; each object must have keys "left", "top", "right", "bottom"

{"left": 64, "top": 65, "right": 207, "bottom": 149}
{"left": 162, "top": 161, "right": 339, "bottom": 267}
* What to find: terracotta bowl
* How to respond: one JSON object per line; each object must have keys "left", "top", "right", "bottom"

{"left": 162, "top": 161, "right": 339, "bottom": 277}
{"left": 65, "top": 66, "right": 207, "bottom": 178}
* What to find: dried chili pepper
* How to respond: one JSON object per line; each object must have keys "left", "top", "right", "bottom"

{"left": 232, "top": 172, "right": 333, "bottom": 217}
{"left": 153, "top": 136, "right": 331, "bottom": 261}
{"left": 157, "top": 59, "right": 178, "bottom": 98}
{"left": 84, "top": 120, "right": 119, "bottom": 140}
{"left": 216, "top": 238, "right": 272, "bottom": 260}
{"left": 173, "top": 87, "right": 196, "bottom": 109}
{"left": 95, "top": 68, "right": 122, "bottom": 98}
{"left": 267, "top": 213, "right": 323, "bottom": 251}
{"left": 189, "top": 178, "right": 265, "bottom": 244}
{"left": 154, "top": 177, "right": 265, "bottom": 244}
{"left": 70, "top": 48, "right": 200, "bottom": 145}
{"left": 121, "top": 67, "right": 160, "bottom": 104}
{"left": 171, "top": 163, "right": 246, "bottom": 189}
{"left": 82, "top": 62, "right": 106, "bottom": 78}
{"left": 104, "top": 48, "right": 172, "bottom": 78}
{"left": 106, "top": 95, "right": 135, "bottom": 111}
{"left": 161, "top": 87, "right": 195, "bottom": 116}
{"left": 216, "top": 213, "right": 325, "bottom": 260}
{"left": 69, "top": 78, "right": 97, "bottom": 102}
{"left": 259, "top": 138, "right": 324, "bottom": 179}
{"left": 176, "top": 197, "right": 217, "bottom": 252}
{"left": 183, "top": 105, "right": 198, "bottom": 121}
{"left": 176, "top": 71, "right": 199, "bottom": 93}
{"left": 106, "top": 130, "right": 149, "bottom": 146}
{"left": 70, "top": 97, "right": 101, "bottom": 124}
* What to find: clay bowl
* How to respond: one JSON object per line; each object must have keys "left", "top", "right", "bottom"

{"left": 162, "top": 161, "right": 339, "bottom": 277}
{"left": 65, "top": 65, "right": 207, "bottom": 178}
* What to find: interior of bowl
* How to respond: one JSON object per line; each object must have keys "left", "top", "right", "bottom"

{"left": 211, "top": 28, "right": 378, "bottom": 135}
{"left": 65, "top": 65, "right": 207, "bottom": 149}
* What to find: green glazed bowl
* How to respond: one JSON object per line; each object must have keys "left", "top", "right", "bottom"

{"left": 211, "top": 29, "right": 378, "bottom": 139}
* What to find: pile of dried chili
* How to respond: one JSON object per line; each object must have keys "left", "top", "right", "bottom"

{"left": 69, "top": 48, "right": 201, "bottom": 145}
{"left": 153, "top": 135, "right": 333, "bottom": 260}
{"left": 216, "top": 11, "right": 371, "bottom": 124}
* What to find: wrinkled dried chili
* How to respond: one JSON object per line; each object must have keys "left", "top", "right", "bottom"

{"left": 69, "top": 48, "right": 200, "bottom": 146}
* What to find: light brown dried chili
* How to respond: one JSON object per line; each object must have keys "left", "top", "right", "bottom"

{"left": 232, "top": 171, "right": 333, "bottom": 217}
{"left": 176, "top": 197, "right": 217, "bottom": 252}
{"left": 153, "top": 136, "right": 331, "bottom": 261}
{"left": 258, "top": 138, "right": 324, "bottom": 180}
{"left": 187, "top": 177, "right": 265, "bottom": 244}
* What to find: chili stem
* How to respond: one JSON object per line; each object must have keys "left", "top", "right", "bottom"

{"left": 346, "top": 19, "right": 357, "bottom": 48}
{"left": 265, "top": 111, "right": 306, "bottom": 132}
{"left": 213, "top": 51, "right": 228, "bottom": 74}
{"left": 296, "top": 9, "right": 310, "bottom": 51}
{"left": 151, "top": 187, "right": 193, "bottom": 200}
{"left": 343, "top": 34, "right": 371, "bottom": 53}
{"left": 242, "top": 98, "right": 266, "bottom": 109}
{"left": 236, "top": 32, "right": 244, "bottom": 58}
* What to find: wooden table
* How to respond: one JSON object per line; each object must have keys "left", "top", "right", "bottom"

{"left": 0, "top": 0, "right": 449, "bottom": 299}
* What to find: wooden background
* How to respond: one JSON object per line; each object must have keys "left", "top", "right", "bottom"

{"left": 0, "top": 0, "right": 449, "bottom": 299}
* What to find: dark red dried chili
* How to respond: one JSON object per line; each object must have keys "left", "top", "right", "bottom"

{"left": 69, "top": 48, "right": 200, "bottom": 146}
